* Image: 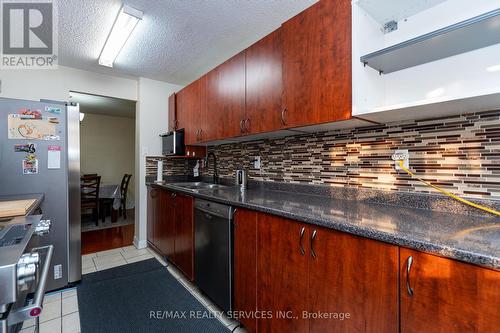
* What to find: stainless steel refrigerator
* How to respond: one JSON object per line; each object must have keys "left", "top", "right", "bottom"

{"left": 0, "top": 97, "right": 81, "bottom": 291}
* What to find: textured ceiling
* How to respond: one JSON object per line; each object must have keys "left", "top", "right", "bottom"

{"left": 356, "top": 0, "right": 446, "bottom": 25}
{"left": 58, "top": 0, "right": 317, "bottom": 85}
{"left": 70, "top": 92, "right": 136, "bottom": 118}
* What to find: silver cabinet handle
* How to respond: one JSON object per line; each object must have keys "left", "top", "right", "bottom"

{"left": 299, "top": 227, "right": 306, "bottom": 255}
{"left": 310, "top": 230, "right": 317, "bottom": 259}
{"left": 245, "top": 118, "right": 251, "bottom": 132}
{"left": 281, "top": 107, "right": 287, "bottom": 126}
{"left": 406, "top": 256, "right": 414, "bottom": 296}
{"left": 240, "top": 119, "right": 245, "bottom": 133}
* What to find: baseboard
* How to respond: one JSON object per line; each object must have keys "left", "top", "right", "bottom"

{"left": 133, "top": 236, "right": 147, "bottom": 249}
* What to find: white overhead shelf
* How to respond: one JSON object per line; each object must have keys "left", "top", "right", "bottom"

{"left": 360, "top": 8, "right": 500, "bottom": 74}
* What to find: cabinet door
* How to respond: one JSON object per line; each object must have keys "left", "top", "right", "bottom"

{"left": 168, "top": 93, "right": 177, "bottom": 131}
{"left": 197, "top": 75, "right": 213, "bottom": 142}
{"left": 257, "top": 214, "right": 309, "bottom": 333}
{"left": 207, "top": 52, "right": 246, "bottom": 140}
{"left": 282, "top": 0, "right": 351, "bottom": 128}
{"left": 234, "top": 209, "right": 258, "bottom": 332}
{"left": 157, "top": 190, "right": 176, "bottom": 259}
{"left": 245, "top": 29, "right": 283, "bottom": 134}
{"left": 308, "top": 227, "right": 398, "bottom": 333}
{"left": 400, "top": 248, "right": 500, "bottom": 333}
{"left": 176, "top": 81, "right": 200, "bottom": 145}
{"left": 147, "top": 187, "right": 156, "bottom": 247}
{"left": 173, "top": 194, "right": 194, "bottom": 281}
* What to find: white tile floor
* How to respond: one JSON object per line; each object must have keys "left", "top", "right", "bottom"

{"left": 21, "top": 245, "right": 246, "bottom": 333}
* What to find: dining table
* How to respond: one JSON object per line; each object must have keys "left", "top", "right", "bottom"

{"left": 98, "top": 184, "right": 121, "bottom": 223}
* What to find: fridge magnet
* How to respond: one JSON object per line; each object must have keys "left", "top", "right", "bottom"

{"left": 22, "top": 157, "right": 38, "bottom": 175}
{"left": 8, "top": 114, "right": 57, "bottom": 139}
{"left": 45, "top": 106, "right": 62, "bottom": 114}
{"left": 14, "top": 143, "right": 36, "bottom": 153}
{"left": 47, "top": 145, "right": 61, "bottom": 169}
{"left": 43, "top": 134, "right": 60, "bottom": 141}
{"left": 18, "top": 109, "right": 42, "bottom": 119}
{"left": 48, "top": 117, "right": 60, "bottom": 124}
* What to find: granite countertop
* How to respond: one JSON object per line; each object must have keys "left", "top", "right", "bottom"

{"left": 0, "top": 193, "right": 44, "bottom": 216}
{"left": 148, "top": 181, "right": 499, "bottom": 270}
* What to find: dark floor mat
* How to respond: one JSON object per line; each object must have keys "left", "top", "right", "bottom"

{"left": 77, "top": 259, "right": 230, "bottom": 333}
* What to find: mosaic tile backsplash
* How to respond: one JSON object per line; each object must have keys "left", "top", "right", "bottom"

{"left": 147, "top": 110, "right": 500, "bottom": 200}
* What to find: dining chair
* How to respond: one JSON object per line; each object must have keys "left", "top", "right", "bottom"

{"left": 81, "top": 175, "right": 101, "bottom": 226}
{"left": 119, "top": 174, "right": 132, "bottom": 219}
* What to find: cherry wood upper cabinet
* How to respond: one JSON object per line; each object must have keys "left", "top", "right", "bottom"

{"left": 168, "top": 93, "right": 177, "bottom": 131}
{"left": 176, "top": 81, "right": 200, "bottom": 145}
{"left": 282, "top": 0, "right": 352, "bottom": 128}
{"left": 207, "top": 52, "right": 246, "bottom": 140}
{"left": 197, "top": 75, "right": 212, "bottom": 142}
{"left": 400, "top": 248, "right": 500, "bottom": 333}
{"left": 173, "top": 193, "right": 194, "bottom": 281}
{"left": 257, "top": 214, "right": 310, "bottom": 333}
{"left": 309, "top": 228, "right": 398, "bottom": 333}
{"left": 234, "top": 209, "right": 258, "bottom": 333}
{"left": 245, "top": 29, "right": 284, "bottom": 134}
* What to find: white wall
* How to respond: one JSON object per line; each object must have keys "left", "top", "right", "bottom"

{"left": 80, "top": 113, "right": 136, "bottom": 204}
{"left": 0, "top": 65, "right": 138, "bottom": 102}
{"left": 134, "top": 77, "right": 183, "bottom": 248}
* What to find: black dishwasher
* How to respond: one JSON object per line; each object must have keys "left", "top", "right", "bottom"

{"left": 194, "top": 199, "right": 235, "bottom": 312}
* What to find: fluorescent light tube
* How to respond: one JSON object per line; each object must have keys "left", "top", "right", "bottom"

{"left": 98, "top": 5, "right": 143, "bottom": 67}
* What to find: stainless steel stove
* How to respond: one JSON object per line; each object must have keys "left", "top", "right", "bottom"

{"left": 0, "top": 216, "right": 52, "bottom": 333}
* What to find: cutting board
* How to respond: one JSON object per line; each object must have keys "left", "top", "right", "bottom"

{"left": 0, "top": 199, "right": 37, "bottom": 218}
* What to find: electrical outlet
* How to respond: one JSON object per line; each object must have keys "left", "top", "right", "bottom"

{"left": 253, "top": 156, "right": 261, "bottom": 169}
{"left": 391, "top": 149, "right": 409, "bottom": 170}
{"left": 54, "top": 264, "right": 62, "bottom": 279}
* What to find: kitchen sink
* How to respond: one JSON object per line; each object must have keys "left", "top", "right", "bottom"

{"left": 169, "top": 182, "right": 230, "bottom": 190}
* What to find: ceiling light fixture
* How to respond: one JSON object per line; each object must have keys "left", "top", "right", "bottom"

{"left": 98, "top": 5, "right": 143, "bottom": 68}
{"left": 486, "top": 64, "right": 500, "bottom": 72}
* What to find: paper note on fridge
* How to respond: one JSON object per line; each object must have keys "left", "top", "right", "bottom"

{"left": 47, "top": 145, "right": 61, "bottom": 169}
{"left": 8, "top": 114, "right": 57, "bottom": 139}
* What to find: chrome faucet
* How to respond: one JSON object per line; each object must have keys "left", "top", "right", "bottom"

{"left": 206, "top": 152, "right": 219, "bottom": 184}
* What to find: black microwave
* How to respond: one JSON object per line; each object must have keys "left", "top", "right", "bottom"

{"left": 161, "top": 129, "right": 185, "bottom": 156}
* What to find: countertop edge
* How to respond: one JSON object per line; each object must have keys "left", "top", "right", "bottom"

{"left": 0, "top": 193, "right": 45, "bottom": 217}
{"left": 147, "top": 183, "right": 500, "bottom": 271}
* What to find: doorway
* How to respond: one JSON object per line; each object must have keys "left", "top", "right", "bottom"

{"left": 70, "top": 92, "right": 136, "bottom": 254}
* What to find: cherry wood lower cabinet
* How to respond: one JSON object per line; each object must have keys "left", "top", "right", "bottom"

{"left": 146, "top": 187, "right": 195, "bottom": 281}
{"left": 234, "top": 209, "right": 398, "bottom": 333}
{"left": 400, "top": 248, "right": 500, "bottom": 333}
{"left": 257, "top": 214, "right": 310, "bottom": 333}
{"left": 156, "top": 189, "right": 175, "bottom": 259}
{"left": 146, "top": 187, "right": 157, "bottom": 248}
{"left": 234, "top": 209, "right": 258, "bottom": 332}
{"left": 309, "top": 228, "right": 398, "bottom": 333}
{"left": 173, "top": 193, "right": 195, "bottom": 280}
